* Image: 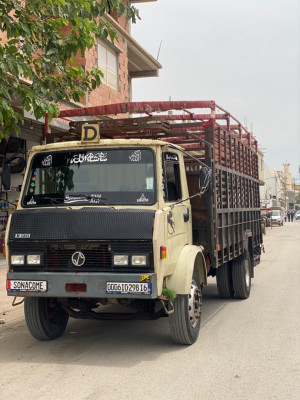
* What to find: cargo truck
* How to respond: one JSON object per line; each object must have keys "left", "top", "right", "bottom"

{"left": 4, "top": 101, "right": 263, "bottom": 345}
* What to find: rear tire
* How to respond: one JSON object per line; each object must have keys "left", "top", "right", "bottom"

{"left": 216, "top": 262, "right": 234, "bottom": 298}
{"left": 168, "top": 268, "right": 202, "bottom": 345}
{"left": 24, "top": 297, "right": 69, "bottom": 341}
{"left": 232, "top": 252, "right": 251, "bottom": 299}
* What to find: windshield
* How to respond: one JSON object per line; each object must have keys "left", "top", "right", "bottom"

{"left": 272, "top": 211, "right": 280, "bottom": 216}
{"left": 22, "top": 148, "right": 156, "bottom": 206}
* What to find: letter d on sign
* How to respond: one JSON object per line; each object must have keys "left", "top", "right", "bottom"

{"left": 81, "top": 124, "right": 100, "bottom": 143}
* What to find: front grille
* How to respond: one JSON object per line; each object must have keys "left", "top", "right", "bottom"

{"left": 9, "top": 241, "right": 154, "bottom": 272}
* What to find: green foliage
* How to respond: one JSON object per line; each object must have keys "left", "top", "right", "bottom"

{"left": 162, "top": 288, "right": 177, "bottom": 301}
{"left": 0, "top": 0, "right": 140, "bottom": 138}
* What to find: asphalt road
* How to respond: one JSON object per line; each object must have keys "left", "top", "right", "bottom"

{"left": 0, "top": 221, "right": 299, "bottom": 400}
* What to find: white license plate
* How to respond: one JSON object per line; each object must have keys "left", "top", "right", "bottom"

{"left": 106, "top": 282, "right": 151, "bottom": 294}
{"left": 7, "top": 280, "right": 48, "bottom": 292}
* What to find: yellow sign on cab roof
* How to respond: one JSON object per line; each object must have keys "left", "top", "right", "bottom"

{"left": 81, "top": 124, "right": 100, "bottom": 143}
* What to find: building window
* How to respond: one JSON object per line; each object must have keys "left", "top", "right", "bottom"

{"left": 97, "top": 42, "right": 119, "bottom": 90}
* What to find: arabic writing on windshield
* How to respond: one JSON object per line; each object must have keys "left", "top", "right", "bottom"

{"left": 22, "top": 148, "right": 156, "bottom": 206}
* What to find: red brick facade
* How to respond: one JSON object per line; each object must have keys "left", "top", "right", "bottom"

{"left": 85, "top": 34, "right": 130, "bottom": 106}
{"left": 78, "top": 1, "right": 132, "bottom": 107}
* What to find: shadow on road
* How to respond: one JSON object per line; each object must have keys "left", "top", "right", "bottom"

{"left": 0, "top": 280, "right": 234, "bottom": 367}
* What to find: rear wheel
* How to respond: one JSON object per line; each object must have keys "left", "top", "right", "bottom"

{"left": 24, "top": 297, "right": 69, "bottom": 341}
{"left": 216, "top": 262, "right": 234, "bottom": 298}
{"left": 232, "top": 252, "right": 251, "bottom": 299}
{"left": 168, "top": 268, "right": 202, "bottom": 345}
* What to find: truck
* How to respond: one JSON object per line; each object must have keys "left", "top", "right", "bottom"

{"left": 4, "top": 100, "right": 263, "bottom": 345}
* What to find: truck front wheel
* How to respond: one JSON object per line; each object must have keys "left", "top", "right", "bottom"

{"left": 24, "top": 297, "right": 69, "bottom": 341}
{"left": 168, "top": 268, "right": 202, "bottom": 345}
{"left": 231, "top": 252, "right": 251, "bottom": 299}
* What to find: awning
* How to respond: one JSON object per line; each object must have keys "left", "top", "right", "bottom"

{"left": 105, "top": 14, "right": 161, "bottom": 79}
{"left": 127, "top": 35, "right": 161, "bottom": 78}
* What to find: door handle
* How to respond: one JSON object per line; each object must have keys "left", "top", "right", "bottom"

{"left": 184, "top": 208, "right": 189, "bottom": 222}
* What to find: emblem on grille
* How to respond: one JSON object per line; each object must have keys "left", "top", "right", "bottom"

{"left": 71, "top": 251, "right": 86, "bottom": 266}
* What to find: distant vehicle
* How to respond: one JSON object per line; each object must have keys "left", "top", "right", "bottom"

{"left": 295, "top": 210, "right": 300, "bottom": 220}
{"left": 270, "top": 210, "right": 284, "bottom": 226}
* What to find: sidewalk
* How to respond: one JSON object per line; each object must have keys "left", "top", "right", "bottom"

{"left": 0, "top": 254, "right": 16, "bottom": 317}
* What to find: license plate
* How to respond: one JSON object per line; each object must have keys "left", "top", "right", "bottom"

{"left": 7, "top": 280, "right": 48, "bottom": 292}
{"left": 106, "top": 282, "right": 151, "bottom": 294}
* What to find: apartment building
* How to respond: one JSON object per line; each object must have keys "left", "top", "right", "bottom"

{"left": 0, "top": 0, "right": 161, "bottom": 216}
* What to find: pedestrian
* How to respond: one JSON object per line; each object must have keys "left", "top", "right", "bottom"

{"left": 284, "top": 212, "right": 287, "bottom": 222}
{"left": 287, "top": 210, "right": 291, "bottom": 222}
{"left": 291, "top": 209, "right": 295, "bottom": 222}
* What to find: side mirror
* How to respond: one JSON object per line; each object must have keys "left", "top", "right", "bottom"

{"left": 2, "top": 162, "right": 11, "bottom": 191}
{"left": 199, "top": 167, "right": 212, "bottom": 195}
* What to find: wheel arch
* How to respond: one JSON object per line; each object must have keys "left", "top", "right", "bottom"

{"left": 166, "top": 245, "right": 207, "bottom": 295}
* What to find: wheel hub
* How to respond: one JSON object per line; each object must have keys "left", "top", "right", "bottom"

{"left": 188, "top": 280, "right": 202, "bottom": 328}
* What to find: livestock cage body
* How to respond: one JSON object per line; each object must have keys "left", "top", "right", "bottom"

{"left": 186, "top": 123, "right": 262, "bottom": 269}
{"left": 47, "top": 100, "right": 263, "bottom": 269}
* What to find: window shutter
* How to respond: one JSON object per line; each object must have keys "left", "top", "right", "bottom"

{"left": 97, "top": 42, "right": 118, "bottom": 90}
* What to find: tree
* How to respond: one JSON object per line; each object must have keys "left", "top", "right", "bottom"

{"left": 0, "top": 0, "right": 139, "bottom": 138}
{"left": 295, "top": 192, "right": 300, "bottom": 206}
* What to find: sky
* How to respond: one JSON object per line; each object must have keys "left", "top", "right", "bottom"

{"left": 131, "top": 0, "right": 300, "bottom": 180}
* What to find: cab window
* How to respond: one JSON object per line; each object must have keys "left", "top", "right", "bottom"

{"left": 163, "top": 152, "right": 182, "bottom": 202}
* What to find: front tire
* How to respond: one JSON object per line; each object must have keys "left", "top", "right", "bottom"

{"left": 168, "top": 268, "right": 202, "bottom": 345}
{"left": 24, "top": 297, "right": 69, "bottom": 341}
{"left": 231, "top": 252, "right": 251, "bottom": 299}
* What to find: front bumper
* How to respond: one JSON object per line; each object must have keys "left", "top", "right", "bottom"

{"left": 7, "top": 271, "right": 158, "bottom": 299}
{"left": 271, "top": 219, "right": 282, "bottom": 225}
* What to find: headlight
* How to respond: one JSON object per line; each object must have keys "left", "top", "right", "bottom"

{"left": 11, "top": 255, "right": 25, "bottom": 265}
{"left": 131, "top": 255, "right": 147, "bottom": 266}
{"left": 113, "top": 254, "right": 129, "bottom": 266}
{"left": 27, "top": 254, "right": 41, "bottom": 265}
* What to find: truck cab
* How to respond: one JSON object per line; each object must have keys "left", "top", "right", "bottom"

{"left": 6, "top": 135, "right": 206, "bottom": 344}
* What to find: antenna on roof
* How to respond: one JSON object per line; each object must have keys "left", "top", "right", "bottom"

{"left": 157, "top": 40, "right": 162, "bottom": 60}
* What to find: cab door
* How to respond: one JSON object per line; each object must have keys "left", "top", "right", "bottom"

{"left": 162, "top": 152, "right": 191, "bottom": 276}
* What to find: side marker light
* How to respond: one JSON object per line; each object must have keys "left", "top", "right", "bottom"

{"left": 160, "top": 246, "right": 167, "bottom": 259}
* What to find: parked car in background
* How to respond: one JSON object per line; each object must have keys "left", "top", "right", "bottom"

{"left": 295, "top": 210, "right": 300, "bottom": 220}
{"left": 270, "top": 210, "right": 284, "bottom": 226}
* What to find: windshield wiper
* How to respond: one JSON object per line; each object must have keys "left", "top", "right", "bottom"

{"left": 64, "top": 194, "right": 115, "bottom": 209}
{"left": 44, "top": 197, "right": 72, "bottom": 210}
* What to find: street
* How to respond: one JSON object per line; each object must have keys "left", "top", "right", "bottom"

{"left": 0, "top": 221, "right": 299, "bottom": 400}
